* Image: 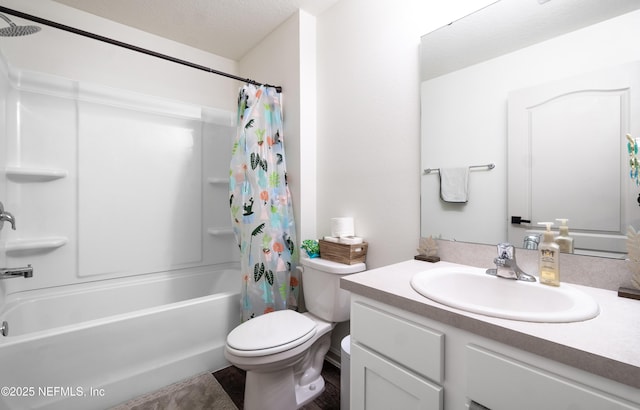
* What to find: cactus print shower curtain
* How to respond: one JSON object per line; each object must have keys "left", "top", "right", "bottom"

{"left": 229, "top": 84, "right": 299, "bottom": 322}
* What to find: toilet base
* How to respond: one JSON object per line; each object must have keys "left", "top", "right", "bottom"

{"left": 244, "top": 364, "right": 326, "bottom": 410}
{"left": 296, "top": 372, "right": 325, "bottom": 407}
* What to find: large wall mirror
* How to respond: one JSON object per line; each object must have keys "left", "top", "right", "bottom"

{"left": 420, "top": 0, "right": 640, "bottom": 258}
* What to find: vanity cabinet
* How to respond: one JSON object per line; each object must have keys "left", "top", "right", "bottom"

{"left": 350, "top": 300, "right": 444, "bottom": 409}
{"left": 349, "top": 295, "right": 640, "bottom": 410}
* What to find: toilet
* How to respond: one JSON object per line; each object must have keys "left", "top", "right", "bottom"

{"left": 224, "top": 257, "right": 366, "bottom": 410}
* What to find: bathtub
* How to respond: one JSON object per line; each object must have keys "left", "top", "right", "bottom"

{"left": 0, "top": 264, "right": 241, "bottom": 410}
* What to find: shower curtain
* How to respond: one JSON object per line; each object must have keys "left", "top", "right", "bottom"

{"left": 229, "top": 84, "right": 299, "bottom": 322}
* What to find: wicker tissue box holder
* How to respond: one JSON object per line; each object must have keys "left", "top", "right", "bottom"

{"left": 318, "top": 239, "right": 368, "bottom": 265}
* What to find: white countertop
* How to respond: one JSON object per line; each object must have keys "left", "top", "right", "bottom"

{"left": 340, "top": 259, "right": 640, "bottom": 389}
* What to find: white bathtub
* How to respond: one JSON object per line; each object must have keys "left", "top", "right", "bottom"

{"left": 0, "top": 264, "right": 240, "bottom": 410}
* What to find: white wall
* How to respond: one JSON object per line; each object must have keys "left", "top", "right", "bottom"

{"left": 316, "top": 0, "right": 416, "bottom": 269}
{"left": 315, "top": 0, "right": 491, "bottom": 269}
{"left": 311, "top": 0, "right": 491, "bottom": 357}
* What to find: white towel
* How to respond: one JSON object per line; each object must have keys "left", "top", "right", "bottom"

{"left": 439, "top": 167, "right": 469, "bottom": 203}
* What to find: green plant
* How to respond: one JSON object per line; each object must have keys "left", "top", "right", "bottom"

{"left": 301, "top": 239, "right": 319, "bottom": 258}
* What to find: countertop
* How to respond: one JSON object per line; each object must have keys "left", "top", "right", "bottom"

{"left": 340, "top": 259, "right": 640, "bottom": 390}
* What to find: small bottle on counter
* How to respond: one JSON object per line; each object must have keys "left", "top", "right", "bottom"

{"left": 555, "top": 218, "right": 574, "bottom": 254}
{"left": 538, "top": 222, "right": 560, "bottom": 287}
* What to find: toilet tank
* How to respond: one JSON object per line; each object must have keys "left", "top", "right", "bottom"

{"left": 299, "top": 257, "right": 366, "bottom": 322}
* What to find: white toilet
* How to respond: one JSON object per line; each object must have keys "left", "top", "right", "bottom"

{"left": 224, "top": 257, "right": 366, "bottom": 410}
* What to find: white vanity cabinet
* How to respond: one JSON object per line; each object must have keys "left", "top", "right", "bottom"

{"left": 349, "top": 295, "right": 640, "bottom": 410}
{"left": 350, "top": 300, "right": 444, "bottom": 409}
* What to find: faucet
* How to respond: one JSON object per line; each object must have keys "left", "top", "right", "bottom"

{"left": 523, "top": 234, "right": 541, "bottom": 250}
{"left": 486, "top": 243, "right": 536, "bottom": 282}
{"left": 0, "top": 265, "right": 33, "bottom": 279}
{"left": 0, "top": 201, "right": 16, "bottom": 230}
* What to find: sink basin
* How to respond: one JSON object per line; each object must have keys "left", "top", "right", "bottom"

{"left": 410, "top": 266, "right": 599, "bottom": 323}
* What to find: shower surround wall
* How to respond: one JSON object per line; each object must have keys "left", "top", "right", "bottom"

{"left": 0, "top": 41, "right": 243, "bottom": 406}
{"left": 0, "top": 0, "right": 242, "bottom": 298}
{"left": 0, "top": 55, "right": 239, "bottom": 295}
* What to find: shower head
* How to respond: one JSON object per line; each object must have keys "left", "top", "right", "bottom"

{"left": 0, "top": 13, "right": 40, "bottom": 37}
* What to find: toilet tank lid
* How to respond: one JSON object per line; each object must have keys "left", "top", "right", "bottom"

{"left": 299, "top": 257, "right": 366, "bottom": 274}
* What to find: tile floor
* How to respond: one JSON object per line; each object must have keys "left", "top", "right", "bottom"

{"left": 214, "top": 361, "right": 341, "bottom": 410}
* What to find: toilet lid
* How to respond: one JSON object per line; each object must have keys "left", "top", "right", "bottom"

{"left": 227, "top": 310, "right": 317, "bottom": 357}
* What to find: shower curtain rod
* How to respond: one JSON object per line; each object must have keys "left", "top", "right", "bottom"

{"left": 0, "top": 6, "right": 283, "bottom": 93}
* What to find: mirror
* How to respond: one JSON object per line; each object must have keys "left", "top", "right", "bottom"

{"left": 420, "top": 0, "right": 640, "bottom": 257}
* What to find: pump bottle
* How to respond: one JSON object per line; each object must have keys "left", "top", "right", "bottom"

{"left": 538, "top": 222, "right": 560, "bottom": 286}
{"left": 555, "top": 218, "right": 574, "bottom": 254}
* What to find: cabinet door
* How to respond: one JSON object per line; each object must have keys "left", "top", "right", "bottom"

{"left": 351, "top": 343, "right": 442, "bottom": 410}
{"left": 467, "top": 345, "right": 640, "bottom": 410}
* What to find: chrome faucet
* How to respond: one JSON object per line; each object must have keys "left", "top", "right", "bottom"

{"left": 486, "top": 243, "right": 536, "bottom": 282}
{"left": 0, "top": 265, "right": 33, "bottom": 279}
{"left": 0, "top": 201, "right": 16, "bottom": 230}
{"left": 523, "top": 234, "right": 541, "bottom": 250}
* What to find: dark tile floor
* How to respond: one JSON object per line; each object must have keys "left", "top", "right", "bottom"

{"left": 213, "top": 361, "right": 341, "bottom": 410}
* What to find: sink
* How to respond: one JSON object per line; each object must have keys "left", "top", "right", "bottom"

{"left": 410, "top": 266, "right": 599, "bottom": 323}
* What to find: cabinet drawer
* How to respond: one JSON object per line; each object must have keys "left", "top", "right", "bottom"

{"left": 467, "top": 345, "right": 640, "bottom": 410}
{"left": 351, "top": 301, "right": 444, "bottom": 383}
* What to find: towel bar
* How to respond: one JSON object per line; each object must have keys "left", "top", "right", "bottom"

{"left": 423, "top": 163, "right": 495, "bottom": 175}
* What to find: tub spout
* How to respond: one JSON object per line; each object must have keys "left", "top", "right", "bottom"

{"left": 1, "top": 212, "right": 16, "bottom": 230}
{"left": 0, "top": 201, "right": 16, "bottom": 230}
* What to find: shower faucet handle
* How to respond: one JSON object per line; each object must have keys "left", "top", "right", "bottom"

{"left": 0, "top": 201, "right": 16, "bottom": 230}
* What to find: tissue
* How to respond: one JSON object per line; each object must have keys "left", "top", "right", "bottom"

{"left": 339, "top": 236, "right": 363, "bottom": 245}
{"left": 331, "top": 217, "right": 355, "bottom": 237}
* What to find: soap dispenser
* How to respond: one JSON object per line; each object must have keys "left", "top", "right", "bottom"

{"left": 555, "top": 218, "right": 574, "bottom": 254}
{"left": 538, "top": 222, "right": 560, "bottom": 287}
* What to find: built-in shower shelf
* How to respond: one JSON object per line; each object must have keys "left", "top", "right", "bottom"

{"left": 207, "top": 177, "right": 228, "bottom": 185}
{"left": 5, "top": 236, "right": 68, "bottom": 253}
{"left": 5, "top": 166, "right": 68, "bottom": 182}
{"left": 208, "top": 227, "right": 234, "bottom": 236}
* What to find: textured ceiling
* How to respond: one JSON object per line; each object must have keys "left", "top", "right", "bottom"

{"left": 51, "top": 0, "right": 340, "bottom": 60}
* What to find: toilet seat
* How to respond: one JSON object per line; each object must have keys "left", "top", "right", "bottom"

{"left": 226, "top": 310, "right": 317, "bottom": 357}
